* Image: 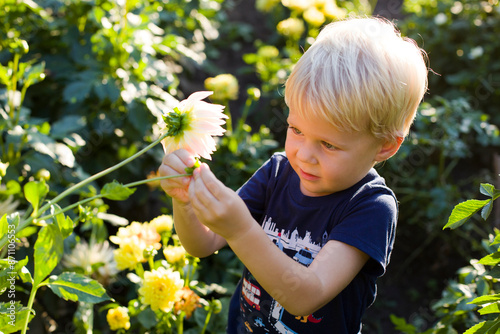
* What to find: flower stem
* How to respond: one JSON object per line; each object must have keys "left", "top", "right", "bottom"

{"left": 124, "top": 174, "right": 191, "bottom": 189}
{"left": 21, "top": 284, "right": 39, "bottom": 334}
{"left": 201, "top": 307, "right": 213, "bottom": 334}
{"left": 35, "top": 174, "right": 190, "bottom": 222}
{"left": 177, "top": 313, "right": 184, "bottom": 334}
{"left": 14, "top": 133, "right": 170, "bottom": 236}
{"left": 135, "top": 263, "right": 145, "bottom": 279}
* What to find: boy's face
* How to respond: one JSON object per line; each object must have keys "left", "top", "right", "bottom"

{"left": 285, "top": 108, "right": 389, "bottom": 197}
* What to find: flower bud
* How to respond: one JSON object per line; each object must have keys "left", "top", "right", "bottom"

{"left": 304, "top": 6, "right": 325, "bottom": 27}
{"left": 204, "top": 74, "right": 239, "bottom": 101}
{"left": 247, "top": 87, "right": 261, "bottom": 101}
{"left": 277, "top": 18, "right": 305, "bottom": 39}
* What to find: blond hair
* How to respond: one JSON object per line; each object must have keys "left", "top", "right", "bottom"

{"left": 284, "top": 16, "right": 428, "bottom": 142}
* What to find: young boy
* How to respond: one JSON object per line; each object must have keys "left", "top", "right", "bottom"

{"left": 159, "top": 16, "right": 428, "bottom": 334}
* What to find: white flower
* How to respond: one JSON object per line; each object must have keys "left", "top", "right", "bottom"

{"left": 434, "top": 13, "right": 447, "bottom": 26}
{"left": 159, "top": 91, "right": 228, "bottom": 160}
{"left": 469, "top": 46, "right": 484, "bottom": 60}
{"left": 62, "top": 240, "right": 119, "bottom": 285}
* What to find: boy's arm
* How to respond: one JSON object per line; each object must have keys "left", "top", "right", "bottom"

{"left": 172, "top": 199, "right": 227, "bottom": 258}
{"left": 189, "top": 164, "right": 369, "bottom": 316}
{"left": 159, "top": 150, "right": 227, "bottom": 258}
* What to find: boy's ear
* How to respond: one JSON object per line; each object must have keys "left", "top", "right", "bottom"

{"left": 375, "top": 136, "right": 404, "bottom": 162}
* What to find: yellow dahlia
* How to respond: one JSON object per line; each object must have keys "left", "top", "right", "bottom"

{"left": 277, "top": 18, "right": 305, "bottom": 39}
{"left": 163, "top": 245, "right": 187, "bottom": 265}
{"left": 110, "top": 221, "right": 161, "bottom": 250}
{"left": 149, "top": 214, "right": 174, "bottom": 233}
{"left": 113, "top": 236, "right": 146, "bottom": 271}
{"left": 138, "top": 267, "right": 184, "bottom": 313}
{"left": 106, "top": 306, "right": 131, "bottom": 331}
{"left": 304, "top": 6, "right": 325, "bottom": 26}
{"left": 281, "top": 0, "right": 313, "bottom": 12}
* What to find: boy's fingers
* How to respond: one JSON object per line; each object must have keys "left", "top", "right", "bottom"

{"left": 197, "top": 163, "right": 225, "bottom": 200}
{"left": 191, "top": 168, "right": 217, "bottom": 207}
{"left": 161, "top": 149, "right": 196, "bottom": 175}
{"left": 175, "top": 149, "right": 197, "bottom": 168}
{"left": 188, "top": 178, "right": 212, "bottom": 212}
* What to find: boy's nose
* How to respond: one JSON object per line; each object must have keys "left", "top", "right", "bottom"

{"left": 296, "top": 144, "right": 317, "bottom": 164}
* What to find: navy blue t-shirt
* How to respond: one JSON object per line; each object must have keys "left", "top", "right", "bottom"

{"left": 227, "top": 153, "right": 398, "bottom": 334}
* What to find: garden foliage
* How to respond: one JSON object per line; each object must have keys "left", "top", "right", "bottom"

{"left": 0, "top": 0, "right": 499, "bottom": 333}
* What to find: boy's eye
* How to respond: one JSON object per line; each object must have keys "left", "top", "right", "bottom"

{"left": 322, "top": 141, "right": 336, "bottom": 150}
{"left": 289, "top": 126, "right": 302, "bottom": 135}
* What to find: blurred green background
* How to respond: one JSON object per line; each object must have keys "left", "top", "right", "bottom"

{"left": 1, "top": 0, "right": 499, "bottom": 333}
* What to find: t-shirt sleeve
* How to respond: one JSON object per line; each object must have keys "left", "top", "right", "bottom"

{"left": 329, "top": 188, "right": 398, "bottom": 277}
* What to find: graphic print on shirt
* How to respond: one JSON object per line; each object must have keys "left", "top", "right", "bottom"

{"left": 240, "top": 216, "right": 325, "bottom": 333}
{"left": 242, "top": 277, "right": 261, "bottom": 311}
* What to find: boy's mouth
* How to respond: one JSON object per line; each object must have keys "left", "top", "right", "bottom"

{"left": 299, "top": 168, "right": 319, "bottom": 181}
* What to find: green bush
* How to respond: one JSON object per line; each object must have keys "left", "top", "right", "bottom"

{"left": 402, "top": 0, "right": 500, "bottom": 125}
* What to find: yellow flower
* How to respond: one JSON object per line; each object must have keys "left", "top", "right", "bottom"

{"left": 257, "top": 45, "right": 280, "bottom": 58}
{"left": 281, "top": 0, "right": 313, "bottom": 12}
{"left": 277, "top": 18, "right": 305, "bottom": 39}
{"left": 159, "top": 91, "right": 228, "bottom": 160}
{"left": 106, "top": 306, "right": 130, "bottom": 331}
{"left": 304, "top": 6, "right": 325, "bottom": 26}
{"left": 256, "top": 0, "right": 281, "bottom": 12}
{"left": 322, "top": 0, "right": 346, "bottom": 20}
{"left": 163, "top": 245, "right": 187, "bottom": 265}
{"left": 138, "top": 267, "right": 184, "bottom": 313}
{"left": 174, "top": 287, "right": 201, "bottom": 319}
{"left": 146, "top": 170, "right": 161, "bottom": 190}
{"left": 150, "top": 214, "right": 174, "bottom": 233}
{"left": 110, "top": 221, "right": 161, "bottom": 250}
{"left": 204, "top": 74, "right": 239, "bottom": 102}
{"left": 113, "top": 236, "right": 145, "bottom": 270}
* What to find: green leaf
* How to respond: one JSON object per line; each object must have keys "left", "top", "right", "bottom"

{"left": 478, "top": 251, "right": 500, "bottom": 266}
{"left": 0, "top": 256, "right": 32, "bottom": 290}
{"left": 0, "top": 64, "right": 9, "bottom": 86}
{"left": 52, "top": 205, "right": 74, "bottom": 239}
{"left": 0, "top": 214, "right": 7, "bottom": 237}
{"left": 478, "top": 303, "right": 500, "bottom": 315}
{"left": 23, "top": 62, "right": 46, "bottom": 87}
{"left": 137, "top": 307, "right": 158, "bottom": 329}
{"left": 479, "top": 184, "right": 500, "bottom": 220}
{"left": 0, "top": 213, "right": 20, "bottom": 242}
{"left": 51, "top": 115, "right": 86, "bottom": 139}
{"left": 63, "top": 81, "right": 92, "bottom": 103}
{"left": 491, "top": 232, "right": 500, "bottom": 246}
{"left": 0, "top": 301, "right": 33, "bottom": 334}
{"left": 389, "top": 314, "right": 417, "bottom": 334}
{"left": 464, "top": 317, "right": 500, "bottom": 334}
{"left": 444, "top": 199, "right": 490, "bottom": 230}
{"left": 47, "top": 272, "right": 111, "bottom": 304}
{"left": 480, "top": 183, "right": 497, "bottom": 198}
{"left": 100, "top": 181, "right": 135, "bottom": 201}
{"left": 33, "top": 224, "right": 63, "bottom": 286}
{"left": 24, "top": 180, "right": 49, "bottom": 217}
{"left": 482, "top": 201, "right": 493, "bottom": 221}
{"left": 470, "top": 293, "right": 500, "bottom": 306}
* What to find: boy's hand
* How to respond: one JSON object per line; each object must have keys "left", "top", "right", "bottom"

{"left": 189, "top": 163, "right": 254, "bottom": 241}
{"left": 158, "top": 149, "right": 197, "bottom": 204}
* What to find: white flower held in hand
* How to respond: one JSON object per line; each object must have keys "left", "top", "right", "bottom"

{"left": 159, "top": 91, "right": 228, "bottom": 160}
